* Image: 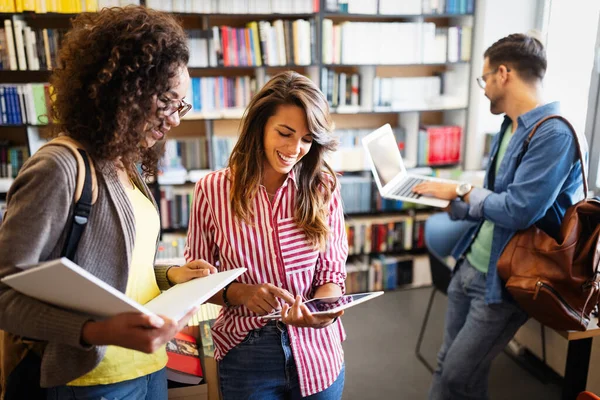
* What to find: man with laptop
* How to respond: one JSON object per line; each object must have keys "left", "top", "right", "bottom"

{"left": 365, "top": 33, "right": 587, "bottom": 399}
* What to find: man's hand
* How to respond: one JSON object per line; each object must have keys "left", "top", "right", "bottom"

{"left": 413, "top": 182, "right": 458, "bottom": 201}
{"left": 167, "top": 260, "right": 218, "bottom": 285}
{"left": 233, "top": 283, "right": 295, "bottom": 315}
{"left": 81, "top": 306, "right": 198, "bottom": 353}
{"left": 280, "top": 295, "right": 343, "bottom": 329}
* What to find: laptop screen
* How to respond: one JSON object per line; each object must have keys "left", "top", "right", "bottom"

{"left": 364, "top": 126, "right": 406, "bottom": 189}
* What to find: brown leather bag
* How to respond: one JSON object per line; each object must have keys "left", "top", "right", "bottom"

{"left": 497, "top": 115, "right": 600, "bottom": 332}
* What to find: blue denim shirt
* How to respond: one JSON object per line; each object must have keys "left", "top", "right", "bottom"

{"left": 450, "top": 102, "right": 587, "bottom": 304}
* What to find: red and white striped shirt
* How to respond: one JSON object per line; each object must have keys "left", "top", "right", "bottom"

{"left": 185, "top": 168, "right": 348, "bottom": 397}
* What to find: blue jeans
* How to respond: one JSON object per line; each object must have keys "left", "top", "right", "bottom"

{"left": 46, "top": 368, "right": 167, "bottom": 400}
{"left": 428, "top": 260, "right": 528, "bottom": 400}
{"left": 219, "top": 321, "right": 345, "bottom": 400}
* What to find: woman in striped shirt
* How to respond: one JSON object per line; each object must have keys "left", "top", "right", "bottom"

{"left": 185, "top": 71, "right": 349, "bottom": 399}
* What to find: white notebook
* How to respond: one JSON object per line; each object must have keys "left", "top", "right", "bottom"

{"left": 2, "top": 257, "right": 245, "bottom": 321}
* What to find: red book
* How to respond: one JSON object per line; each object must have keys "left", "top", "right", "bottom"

{"left": 166, "top": 332, "right": 203, "bottom": 385}
{"left": 220, "top": 26, "right": 229, "bottom": 67}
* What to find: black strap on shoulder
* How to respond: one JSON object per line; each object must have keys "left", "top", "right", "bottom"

{"left": 61, "top": 149, "right": 93, "bottom": 261}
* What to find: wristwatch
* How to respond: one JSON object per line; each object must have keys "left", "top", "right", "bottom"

{"left": 455, "top": 182, "right": 472, "bottom": 201}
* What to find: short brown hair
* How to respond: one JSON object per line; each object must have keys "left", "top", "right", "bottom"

{"left": 484, "top": 33, "right": 547, "bottom": 82}
{"left": 48, "top": 6, "right": 189, "bottom": 176}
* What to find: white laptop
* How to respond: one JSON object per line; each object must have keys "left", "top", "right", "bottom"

{"left": 362, "top": 124, "right": 459, "bottom": 208}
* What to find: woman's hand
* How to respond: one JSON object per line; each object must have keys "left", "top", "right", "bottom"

{"left": 280, "top": 295, "right": 343, "bottom": 329}
{"left": 167, "top": 260, "right": 218, "bottom": 285}
{"left": 233, "top": 283, "right": 295, "bottom": 315}
{"left": 81, "top": 306, "right": 198, "bottom": 353}
{"left": 412, "top": 182, "right": 458, "bottom": 201}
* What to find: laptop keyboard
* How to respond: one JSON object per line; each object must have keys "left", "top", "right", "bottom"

{"left": 389, "top": 177, "right": 425, "bottom": 199}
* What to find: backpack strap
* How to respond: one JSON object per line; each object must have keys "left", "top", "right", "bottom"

{"left": 39, "top": 136, "right": 97, "bottom": 261}
{"left": 40, "top": 136, "right": 98, "bottom": 205}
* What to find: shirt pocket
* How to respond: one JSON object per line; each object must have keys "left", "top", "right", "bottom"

{"left": 277, "top": 217, "right": 320, "bottom": 275}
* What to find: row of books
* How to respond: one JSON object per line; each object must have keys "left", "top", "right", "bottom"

{"left": 417, "top": 125, "right": 462, "bottom": 166}
{"left": 0, "top": 142, "right": 28, "bottom": 179}
{"left": 2, "top": 0, "right": 141, "bottom": 13}
{"left": 322, "top": 21, "right": 471, "bottom": 65}
{"left": 210, "top": 20, "right": 315, "bottom": 68}
{"left": 346, "top": 213, "right": 428, "bottom": 255}
{"left": 159, "top": 186, "right": 193, "bottom": 231}
{"left": 158, "top": 135, "right": 237, "bottom": 186}
{"left": 1, "top": 20, "right": 66, "bottom": 71}
{"left": 180, "top": 72, "right": 459, "bottom": 116}
{"left": 145, "top": 0, "right": 318, "bottom": 14}
{"left": 373, "top": 76, "right": 443, "bottom": 111}
{"left": 325, "top": 0, "right": 474, "bottom": 15}
{"left": 338, "top": 173, "right": 432, "bottom": 214}
{"left": 211, "top": 136, "right": 237, "bottom": 170}
{"left": 185, "top": 76, "right": 257, "bottom": 118}
{"left": 0, "top": 84, "right": 49, "bottom": 126}
{"left": 346, "top": 254, "right": 431, "bottom": 293}
{"left": 338, "top": 175, "right": 410, "bottom": 214}
{"left": 320, "top": 70, "right": 360, "bottom": 109}
{"left": 162, "top": 138, "right": 210, "bottom": 172}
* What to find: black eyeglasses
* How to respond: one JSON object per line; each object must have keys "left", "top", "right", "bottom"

{"left": 158, "top": 96, "right": 192, "bottom": 118}
{"left": 476, "top": 67, "right": 511, "bottom": 89}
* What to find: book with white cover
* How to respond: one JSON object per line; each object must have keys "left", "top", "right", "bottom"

{"left": 2, "top": 257, "right": 245, "bottom": 321}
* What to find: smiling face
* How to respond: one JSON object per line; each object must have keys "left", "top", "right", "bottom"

{"left": 262, "top": 104, "right": 313, "bottom": 182}
{"left": 143, "top": 66, "right": 191, "bottom": 148}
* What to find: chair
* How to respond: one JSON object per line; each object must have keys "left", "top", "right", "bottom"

{"left": 577, "top": 392, "right": 600, "bottom": 400}
{"left": 415, "top": 213, "right": 475, "bottom": 373}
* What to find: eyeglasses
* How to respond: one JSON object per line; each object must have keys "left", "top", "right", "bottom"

{"left": 158, "top": 96, "right": 192, "bottom": 118}
{"left": 476, "top": 67, "right": 511, "bottom": 89}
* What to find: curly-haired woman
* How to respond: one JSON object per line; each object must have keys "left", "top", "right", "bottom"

{"left": 186, "top": 71, "right": 348, "bottom": 399}
{"left": 0, "top": 7, "right": 215, "bottom": 400}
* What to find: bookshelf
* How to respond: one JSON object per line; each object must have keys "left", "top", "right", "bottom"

{"left": 0, "top": 0, "right": 477, "bottom": 295}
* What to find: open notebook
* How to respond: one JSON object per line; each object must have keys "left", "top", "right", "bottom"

{"left": 2, "top": 257, "right": 245, "bottom": 321}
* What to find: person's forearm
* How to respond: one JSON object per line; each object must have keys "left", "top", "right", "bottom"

{"left": 313, "top": 283, "right": 343, "bottom": 299}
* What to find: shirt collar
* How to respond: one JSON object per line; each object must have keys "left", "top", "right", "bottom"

{"left": 283, "top": 168, "right": 299, "bottom": 189}
{"left": 517, "top": 101, "right": 561, "bottom": 130}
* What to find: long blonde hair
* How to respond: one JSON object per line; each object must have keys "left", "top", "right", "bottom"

{"left": 228, "top": 71, "right": 338, "bottom": 250}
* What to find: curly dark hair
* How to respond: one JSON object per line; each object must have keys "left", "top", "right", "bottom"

{"left": 48, "top": 6, "right": 189, "bottom": 176}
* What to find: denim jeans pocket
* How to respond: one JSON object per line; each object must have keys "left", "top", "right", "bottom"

{"left": 237, "top": 329, "right": 259, "bottom": 346}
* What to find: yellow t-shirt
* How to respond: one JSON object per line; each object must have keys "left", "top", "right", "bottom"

{"left": 70, "top": 183, "right": 167, "bottom": 386}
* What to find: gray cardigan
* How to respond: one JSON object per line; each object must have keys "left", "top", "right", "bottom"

{"left": 0, "top": 145, "right": 172, "bottom": 387}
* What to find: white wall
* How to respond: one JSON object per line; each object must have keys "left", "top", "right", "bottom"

{"left": 464, "top": 0, "right": 540, "bottom": 170}
{"left": 544, "top": 0, "right": 600, "bottom": 137}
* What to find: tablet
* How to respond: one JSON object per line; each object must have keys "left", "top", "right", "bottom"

{"left": 262, "top": 291, "right": 384, "bottom": 319}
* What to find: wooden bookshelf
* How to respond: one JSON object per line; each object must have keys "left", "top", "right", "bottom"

{"left": 1, "top": 0, "right": 479, "bottom": 293}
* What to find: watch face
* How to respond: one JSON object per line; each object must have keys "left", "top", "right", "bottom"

{"left": 458, "top": 183, "right": 471, "bottom": 196}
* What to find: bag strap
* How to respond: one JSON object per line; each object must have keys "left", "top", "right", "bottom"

{"left": 61, "top": 150, "right": 93, "bottom": 260}
{"left": 40, "top": 136, "right": 98, "bottom": 205}
{"left": 39, "top": 136, "right": 97, "bottom": 261}
{"left": 516, "top": 115, "right": 588, "bottom": 197}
